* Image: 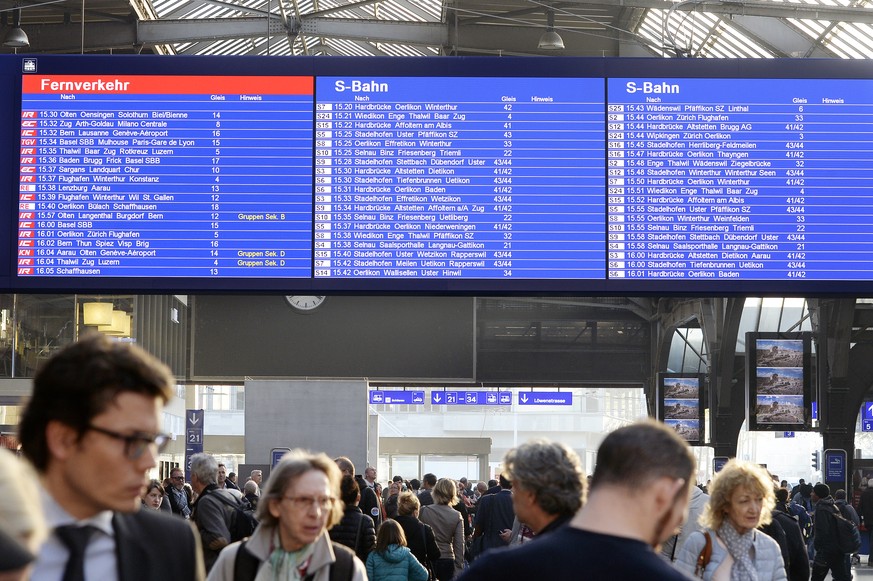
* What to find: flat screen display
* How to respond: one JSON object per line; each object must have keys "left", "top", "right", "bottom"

{"left": 746, "top": 331, "right": 813, "bottom": 431}
{"left": 659, "top": 373, "right": 704, "bottom": 445}
{"left": 4, "top": 55, "right": 873, "bottom": 293}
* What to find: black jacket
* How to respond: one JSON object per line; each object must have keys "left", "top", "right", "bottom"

{"left": 772, "top": 507, "right": 811, "bottom": 581}
{"left": 113, "top": 508, "right": 204, "bottom": 580}
{"left": 395, "top": 514, "right": 441, "bottom": 568}
{"left": 328, "top": 506, "right": 376, "bottom": 563}
{"left": 813, "top": 496, "right": 840, "bottom": 553}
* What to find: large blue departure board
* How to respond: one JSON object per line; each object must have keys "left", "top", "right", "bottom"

{"left": 18, "top": 75, "right": 313, "bottom": 278}
{"left": 607, "top": 78, "right": 873, "bottom": 282}
{"left": 313, "top": 76, "right": 604, "bottom": 279}
{"left": 5, "top": 55, "right": 873, "bottom": 294}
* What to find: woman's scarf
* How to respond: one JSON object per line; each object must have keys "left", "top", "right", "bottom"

{"left": 262, "top": 529, "right": 315, "bottom": 581}
{"left": 717, "top": 521, "right": 757, "bottom": 581}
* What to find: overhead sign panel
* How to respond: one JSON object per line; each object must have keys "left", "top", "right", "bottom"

{"left": 369, "top": 390, "right": 425, "bottom": 405}
{"left": 431, "top": 390, "right": 512, "bottom": 406}
{"left": 517, "top": 392, "right": 573, "bottom": 406}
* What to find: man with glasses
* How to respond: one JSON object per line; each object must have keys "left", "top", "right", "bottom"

{"left": 18, "top": 333, "right": 205, "bottom": 581}
{"left": 165, "top": 467, "right": 192, "bottom": 519}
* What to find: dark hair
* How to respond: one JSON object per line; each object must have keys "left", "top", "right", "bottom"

{"left": 814, "top": 483, "right": 831, "bottom": 499}
{"left": 19, "top": 333, "right": 174, "bottom": 472}
{"left": 392, "top": 475, "right": 403, "bottom": 483}
{"left": 423, "top": 473, "right": 437, "bottom": 487}
{"left": 591, "top": 420, "right": 695, "bottom": 493}
{"left": 498, "top": 474, "right": 512, "bottom": 490}
{"left": 775, "top": 487, "right": 789, "bottom": 503}
{"left": 144, "top": 479, "right": 164, "bottom": 497}
{"left": 488, "top": 479, "right": 498, "bottom": 488}
{"left": 340, "top": 475, "right": 360, "bottom": 506}
{"left": 375, "top": 519, "right": 406, "bottom": 552}
{"left": 409, "top": 479, "right": 421, "bottom": 491}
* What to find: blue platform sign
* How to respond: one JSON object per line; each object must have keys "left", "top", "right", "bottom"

{"left": 271, "top": 447, "right": 291, "bottom": 469}
{"left": 517, "top": 392, "right": 573, "bottom": 406}
{"left": 862, "top": 402, "right": 873, "bottom": 432}
{"left": 369, "top": 391, "right": 425, "bottom": 405}
{"left": 713, "top": 456, "right": 730, "bottom": 473}
{"left": 825, "top": 449, "right": 847, "bottom": 484}
{"left": 184, "top": 409, "right": 204, "bottom": 480}
{"left": 431, "top": 391, "right": 512, "bottom": 406}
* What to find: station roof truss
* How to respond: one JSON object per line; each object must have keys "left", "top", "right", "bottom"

{"left": 3, "top": 0, "right": 873, "bottom": 58}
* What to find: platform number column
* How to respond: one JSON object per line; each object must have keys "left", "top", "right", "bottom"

{"left": 314, "top": 103, "right": 333, "bottom": 277}
{"left": 607, "top": 104, "right": 626, "bottom": 277}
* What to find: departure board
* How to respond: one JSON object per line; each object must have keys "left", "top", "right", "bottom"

{"left": 312, "top": 77, "right": 604, "bottom": 279}
{"left": 8, "top": 55, "right": 873, "bottom": 294}
{"left": 607, "top": 78, "right": 873, "bottom": 281}
{"left": 17, "top": 75, "right": 314, "bottom": 278}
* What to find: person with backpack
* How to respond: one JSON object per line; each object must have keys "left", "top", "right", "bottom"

{"left": 190, "top": 453, "right": 245, "bottom": 573}
{"left": 206, "top": 449, "right": 366, "bottom": 581}
{"left": 811, "top": 483, "right": 858, "bottom": 581}
{"left": 674, "top": 460, "right": 786, "bottom": 580}
{"left": 366, "top": 519, "right": 429, "bottom": 581}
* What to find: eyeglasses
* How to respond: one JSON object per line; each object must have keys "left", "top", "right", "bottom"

{"left": 283, "top": 496, "right": 336, "bottom": 512}
{"left": 171, "top": 475, "right": 185, "bottom": 481}
{"left": 86, "top": 425, "right": 171, "bottom": 460}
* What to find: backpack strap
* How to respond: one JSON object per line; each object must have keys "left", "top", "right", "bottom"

{"left": 302, "top": 542, "right": 355, "bottom": 581}
{"left": 233, "top": 540, "right": 260, "bottom": 581}
{"left": 330, "top": 542, "right": 355, "bottom": 581}
{"left": 695, "top": 531, "right": 712, "bottom": 577}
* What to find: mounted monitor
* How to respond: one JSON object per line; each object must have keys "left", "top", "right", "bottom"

{"left": 746, "top": 331, "right": 813, "bottom": 432}
{"left": 5, "top": 56, "right": 873, "bottom": 293}
{"left": 658, "top": 373, "right": 704, "bottom": 445}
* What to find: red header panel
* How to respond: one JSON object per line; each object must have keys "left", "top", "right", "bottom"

{"left": 22, "top": 75, "right": 314, "bottom": 95}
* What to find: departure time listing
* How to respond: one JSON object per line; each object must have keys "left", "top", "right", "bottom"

{"left": 17, "top": 75, "right": 314, "bottom": 278}
{"left": 607, "top": 78, "right": 873, "bottom": 281}
{"left": 313, "top": 77, "right": 605, "bottom": 279}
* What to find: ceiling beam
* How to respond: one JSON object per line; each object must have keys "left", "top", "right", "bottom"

{"left": 563, "top": 0, "right": 873, "bottom": 25}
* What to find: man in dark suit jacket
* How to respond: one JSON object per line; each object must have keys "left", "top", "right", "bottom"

{"left": 18, "top": 334, "right": 205, "bottom": 580}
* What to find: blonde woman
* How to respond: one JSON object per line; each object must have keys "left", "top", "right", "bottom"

{"left": 674, "top": 459, "right": 786, "bottom": 581}
{"left": 419, "top": 478, "right": 464, "bottom": 580}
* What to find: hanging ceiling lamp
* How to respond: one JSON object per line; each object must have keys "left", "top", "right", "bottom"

{"left": 538, "top": 8, "right": 565, "bottom": 51}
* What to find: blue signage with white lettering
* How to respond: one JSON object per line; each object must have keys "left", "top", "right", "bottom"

{"left": 431, "top": 391, "right": 512, "bottom": 406}
{"left": 713, "top": 457, "right": 730, "bottom": 473}
{"left": 517, "top": 392, "right": 573, "bottom": 406}
{"left": 184, "top": 409, "right": 204, "bottom": 480}
{"left": 369, "top": 391, "right": 425, "bottom": 405}
{"left": 862, "top": 402, "right": 873, "bottom": 432}
{"left": 825, "top": 449, "right": 847, "bottom": 483}
{"left": 272, "top": 447, "right": 291, "bottom": 469}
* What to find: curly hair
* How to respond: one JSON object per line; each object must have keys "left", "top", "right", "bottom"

{"left": 503, "top": 439, "right": 586, "bottom": 518}
{"left": 700, "top": 459, "right": 775, "bottom": 530}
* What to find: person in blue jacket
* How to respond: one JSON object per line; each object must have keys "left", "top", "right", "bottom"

{"left": 366, "top": 519, "right": 429, "bottom": 581}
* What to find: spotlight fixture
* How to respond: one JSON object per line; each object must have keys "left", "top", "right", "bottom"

{"left": 3, "top": 10, "right": 29, "bottom": 48}
{"left": 538, "top": 8, "right": 564, "bottom": 51}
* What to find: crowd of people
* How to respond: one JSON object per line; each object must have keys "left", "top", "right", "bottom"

{"left": 0, "top": 334, "right": 869, "bottom": 581}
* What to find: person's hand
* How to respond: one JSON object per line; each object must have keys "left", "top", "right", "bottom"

{"left": 499, "top": 529, "right": 512, "bottom": 543}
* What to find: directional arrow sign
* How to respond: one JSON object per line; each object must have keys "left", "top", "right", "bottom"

{"left": 185, "top": 409, "right": 204, "bottom": 481}
{"left": 431, "top": 391, "right": 513, "bottom": 406}
{"left": 518, "top": 392, "right": 573, "bottom": 406}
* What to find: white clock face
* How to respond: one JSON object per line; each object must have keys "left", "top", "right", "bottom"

{"left": 285, "top": 295, "right": 326, "bottom": 312}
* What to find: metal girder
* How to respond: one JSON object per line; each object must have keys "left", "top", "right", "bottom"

{"left": 298, "top": 16, "right": 447, "bottom": 45}
{"left": 7, "top": 16, "right": 288, "bottom": 51}
{"left": 562, "top": 0, "right": 873, "bottom": 25}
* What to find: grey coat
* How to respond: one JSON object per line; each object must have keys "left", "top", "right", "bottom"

{"left": 674, "top": 527, "right": 787, "bottom": 581}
